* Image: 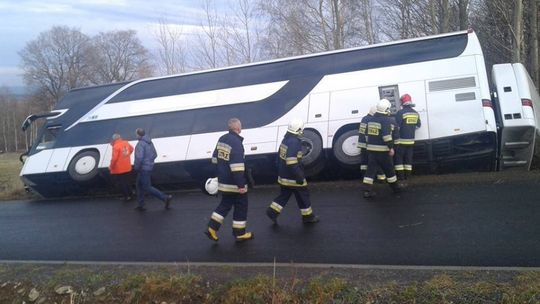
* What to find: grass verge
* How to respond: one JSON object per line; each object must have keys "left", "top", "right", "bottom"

{"left": 0, "top": 153, "right": 27, "bottom": 201}
{"left": 0, "top": 263, "right": 538, "bottom": 303}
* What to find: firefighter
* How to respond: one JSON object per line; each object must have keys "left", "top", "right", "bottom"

{"left": 358, "top": 105, "right": 386, "bottom": 181}
{"left": 363, "top": 99, "right": 401, "bottom": 198}
{"left": 266, "top": 119, "right": 320, "bottom": 225}
{"left": 205, "top": 118, "right": 253, "bottom": 243}
{"left": 394, "top": 94, "right": 421, "bottom": 184}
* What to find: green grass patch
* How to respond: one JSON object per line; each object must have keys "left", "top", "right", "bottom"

{"left": 0, "top": 153, "right": 26, "bottom": 200}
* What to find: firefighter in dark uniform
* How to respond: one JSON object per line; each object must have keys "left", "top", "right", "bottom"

{"left": 266, "top": 119, "right": 320, "bottom": 224}
{"left": 363, "top": 99, "right": 401, "bottom": 198}
{"left": 205, "top": 118, "right": 253, "bottom": 242}
{"left": 394, "top": 94, "right": 421, "bottom": 183}
{"left": 358, "top": 106, "right": 376, "bottom": 176}
{"left": 358, "top": 105, "right": 387, "bottom": 181}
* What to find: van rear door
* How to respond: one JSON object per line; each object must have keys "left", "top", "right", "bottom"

{"left": 492, "top": 63, "right": 537, "bottom": 170}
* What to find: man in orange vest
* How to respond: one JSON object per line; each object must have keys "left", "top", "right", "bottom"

{"left": 109, "top": 133, "right": 134, "bottom": 201}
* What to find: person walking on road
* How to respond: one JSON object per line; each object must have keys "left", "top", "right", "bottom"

{"left": 109, "top": 133, "right": 134, "bottom": 201}
{"left": 362, "top": 99, "right": 401, "bottom": 198}
{"left": 205, "top": 118, "right": 253, "bottom": 243}
{"left": 266, "top": 119, "right": 320, "bottom": 225}
{"left": 133, "top": 128, "right": 172, "bottom": 211}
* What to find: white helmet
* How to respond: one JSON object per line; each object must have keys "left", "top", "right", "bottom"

{"left": 368, "top": 105, "right": 377, "bottom": 116}
{"left": 205, "top": 177, "right": 218, "bottom": 195}
{"left": 287, "top": 118, "right": 304, "bottom": 135}
{"left": 376, "top": 99, "right": 391, "bottom": 114}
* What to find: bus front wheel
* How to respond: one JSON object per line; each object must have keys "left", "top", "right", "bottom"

{"left": 68, "top": 151, "right": 100, "bottom": 182}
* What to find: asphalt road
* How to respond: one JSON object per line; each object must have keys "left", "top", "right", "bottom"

{"left": 0, "top": 172, "right": 539, "bottom": 267}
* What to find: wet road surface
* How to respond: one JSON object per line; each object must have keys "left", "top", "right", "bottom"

{"left": 0, "top": 172, "right": 539, "bottom": 266}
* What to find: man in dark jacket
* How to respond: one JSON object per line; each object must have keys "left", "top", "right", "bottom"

{"left": 265, "top": 119, "right": 319, "bottom": 225}
{"left": 205, "top": 118, "right": 253, "bottom": 242}
{"left": 394, "top": 94, "right": 421, "bottom": 183}
{"left": 134, "top": 128, "right": 172, "bottom": 211}
{"left": 362, "top": 99, "right": 401, "bottom": 198}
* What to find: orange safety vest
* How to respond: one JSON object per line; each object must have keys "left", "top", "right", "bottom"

{"left": 109, "top": 139, "right": 134, "bottom": 174}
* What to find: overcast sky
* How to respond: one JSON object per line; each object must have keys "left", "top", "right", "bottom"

{"left": 0, "top": 0, "right": 222, "bottom": 89}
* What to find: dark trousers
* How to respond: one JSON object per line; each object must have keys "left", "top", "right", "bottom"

{"left": 208, "top": 193, "right": 248, "bottom": 236}
{"left": 361, "top": 149, "right": 386, "bottom": 180}
{"left": 267, "top": 186, "right": 315, "bottom": 219}
{"left": 112, "top": 172, "right": 132, "bottom": 199}
{"left": 363, "top": 151, "right": 398, "bottom": 191}
{"left": 394, "top": 145, "right": 414, "bottom": 180}
{"left": 136, "top": 170, "right": 167, "bottom": 207}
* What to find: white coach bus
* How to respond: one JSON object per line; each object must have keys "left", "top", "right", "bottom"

{"left": 20, "top": 29, "right": 539, "bottom": 198}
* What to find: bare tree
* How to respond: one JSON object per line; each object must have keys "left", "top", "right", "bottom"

{"left": 512, "top": 0, "right": 524, "bottom": 62}
{"left": 529, "top": 0, "right": 539, "bottom": 86}
{"left": 458, "top": 0, "right": 470, "bottom": 30}
{"left": 154, "top": 18, "right": 189, "bottom": 75}
{"left": 89, "top": 30, "right": 153, "bottom": 84}
{"left": 221, "top": 0, "right": 261, "bottom": 64}
{"left": 193, "top": 0, "right": 224, "bottom": 69}
{"left": 18, "top": 26, "right": 93, "bottom": 109}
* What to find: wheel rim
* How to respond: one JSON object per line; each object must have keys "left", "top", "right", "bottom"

{"left": 75, "top": 156, "right": 96, "bottom": 175}
{"left": 301, "top": 139, "right": 313, "bottom": 157}
{"left": 342, "top": 136, "right": 361, "bottom": 157}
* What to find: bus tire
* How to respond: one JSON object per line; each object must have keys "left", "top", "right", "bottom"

{"left": 68, "top": 150, "right": 100, "bottom": 182}
{"left": 299, "top": 129, "right": 323, "bottom": 167}
{"left": 333, "top": 129, "right": 362, "bottom": 165}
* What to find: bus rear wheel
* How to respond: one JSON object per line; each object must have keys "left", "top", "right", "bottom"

{"left": 68, "top": 150, "right": 100, "bottom": 182}
{"left": 300, "top": 129, "right": 324, "bottom": 176}
{"left": 333, "top": 129, "right": 362, "bottom": 166}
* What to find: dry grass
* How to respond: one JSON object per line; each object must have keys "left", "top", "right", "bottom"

{"left": 0, "top": 152, "right": 26, "bottom": 200}
{"left": 2, "top": 264, "right": 539, "bottom": 304}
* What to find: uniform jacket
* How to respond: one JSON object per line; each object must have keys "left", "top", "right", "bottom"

{"left": 277, "top": 133, "right": 307, "bottom": 187}
{"left": 395, "top": 105, "right": 421, "bottom": 145}
{"left": 134, "top": 135, "right": 158, "bottom": 172}
{"left": 366, "top": 113, "right": 395, "bottom": 152}
{"left": 109, "top": 139, "right": 133, "bottom": 174}
{"left": 212, "top": 131, "right": 247, "bottom": 193}
{"left": 357, "top": 114, "right": 373, "bottom": 149}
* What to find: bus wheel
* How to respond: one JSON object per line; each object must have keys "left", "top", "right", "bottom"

{"left": 300, "top": 129, "right": 323, "bottom": 167}
{"left": 68, "top": 151, "right": 100, "bottom": 182}
{"left": 333, "top": 129, "right": 362, "bottom": 165}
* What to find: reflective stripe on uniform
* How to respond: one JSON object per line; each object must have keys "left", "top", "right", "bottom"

{"left": 404, "top": 165, "right": 413, "bottom": 171}
{"left": 360, "top": 165, "right": 368, "bottom": 170}
{"left": 398, "top": 139, "right": 415, "bottom": 145}
{"left": 357, "top": 142, "right": 367, "bottom": 149}
{"left": 395, "top": 164, "right": 405, "bottom": 171}
{"left": 218, "top": 183, "right": 247, "bottom": 193}
{"left": 278, "top": 177, "right": 307, "bottom": 187}
{"left": 383, "top": 135, "right": 392, "bottom": 142}
{"left": 300, "top": 207, "right": 313, "bottom": 216}
{"left": 367, "top": 144, "right": 390, "bottom": 152}
{"left": 211, "top": 157, "right": 217, "bottom": 164}
{"left": 296, "top": 151, "right": 302, "bottom": 159}
{"left": 211, "top": 212, "right": 224, "bottom": 224}
{"left": 387, "top": 175, "right": 397, "bottom": 183}
{"left": 270, "top": 202, "right": 283, "bottom": 213}
{"left": 285, "top": 157, "right": 298, "bottom": 165}
{"left": 363, "top": 177, "right": 374, "bottom": 185}
{"left": 377, "top": 174, "right": 386, "bottom": 180}
{"left": 230, "top": 163, "right": 245, "bottom": 172}
{"left": 216, "top": 142, "right": 232, "bottom": 152}
{"left": 232, "top": 221, "right": 247, "bottom": 229}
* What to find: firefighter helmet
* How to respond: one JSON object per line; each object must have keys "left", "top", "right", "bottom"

{"left": 400, "top": 94, "right": 413, "bottom": 106}
{"left": 205, "top": 177, "right": 218, "bottom": 195}
{"left": 376, "top": 99, "right": 391, "bottom": 114}
{"left": 287, "top": 118, "right": 304, "bottom": 135}
{"left": 369, "top": 105, "right": 377, "bottom": 116}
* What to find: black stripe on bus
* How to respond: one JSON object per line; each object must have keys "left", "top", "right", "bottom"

{"left": 54, "top": 76, "right": 323, "bottom": 148}
{"left": 107, "top": 34, "right": 468, "bottom": 103}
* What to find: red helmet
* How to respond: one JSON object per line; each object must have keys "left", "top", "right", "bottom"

{"left": 400, "top": 94, "right": 412, "bottom": 105}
